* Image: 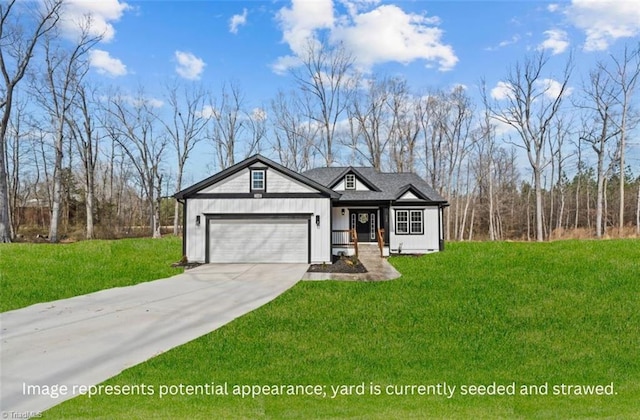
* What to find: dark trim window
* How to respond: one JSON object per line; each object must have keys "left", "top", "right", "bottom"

{"left": 396, "top": 209, "right": 423, "bottom": 235}
{"left": 345, "top": 174, "right": 356, "bottom": 190}
{"left": 410, "top": 210, "right": 423, "bottom": 234}
{"left": 251, "top": 169, "right": 265, "bottom": 191}
{"left": 396, "top": 210, "right": 408, "bottom": 234}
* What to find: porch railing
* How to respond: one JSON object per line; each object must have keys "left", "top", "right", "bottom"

{"left": 377, "top": 228, "right": 385, "bottom": 257}
{"left": 351, "top": 228, "right": 358, "bottom": 259}
{"left": 332, "top": 230, "right": 352, "bottom": 246}
{"left": 331, "top": 229, "right": 359, "bottom": 258}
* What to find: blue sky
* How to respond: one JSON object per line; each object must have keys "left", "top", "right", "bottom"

{"left": 51, "top": 0, "right": 640, "bottom": 182}
{"left": 76, "top": 0, "right": 640, "bottom": 92}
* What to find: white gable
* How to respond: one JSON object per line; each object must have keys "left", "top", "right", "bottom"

{"left": 399, "top": 191, "right": 419, "bottom": 200}
{"left": 267, "top": 170, "right": 319, "bottom": 193}
{"left": 199, "top": 170, "right": 248, "bottom": 193}
{"left": 332, "top": 174, "right": 371, "bottom": 191}
{"left": 197, "top": 166, "right": 319, "bottom": 194}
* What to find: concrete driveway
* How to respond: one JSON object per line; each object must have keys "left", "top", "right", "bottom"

{"left": 0, "top": 263, "right": 307, "bottom": 416}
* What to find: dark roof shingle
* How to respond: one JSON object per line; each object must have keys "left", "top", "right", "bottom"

{"left": 302, "top": 167, "right": 447, "bottom": 203}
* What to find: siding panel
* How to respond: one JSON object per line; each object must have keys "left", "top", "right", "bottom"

{"left": 389, "top": 206, "right": 440, "bottom": 253}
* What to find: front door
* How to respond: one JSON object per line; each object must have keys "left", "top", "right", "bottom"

{"left": 350, "top": 210, "right": 376, "bottom": 242}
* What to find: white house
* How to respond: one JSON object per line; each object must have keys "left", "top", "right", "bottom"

{"left": 174, "top": 154, "right": 448, "bottom": 264}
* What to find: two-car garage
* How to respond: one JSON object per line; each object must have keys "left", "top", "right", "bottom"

{"left": 175, "top": 154, "right": 336, "bottom": 264}
{"left": 206, "top": 215, "right": 311, "bottom": 264}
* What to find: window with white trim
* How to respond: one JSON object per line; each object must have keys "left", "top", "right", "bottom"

{"left": 345, "top": 174, "right": 356, "bottom": 190}
{"left": 396, "top": 210, "right": 423, "bottom": 235}
{"left": 251, "top": 170, "right": 265, "bottom": 190}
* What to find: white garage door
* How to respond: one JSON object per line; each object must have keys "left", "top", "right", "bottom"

{"left": 208, "top": 218, "right": 309, "bottom": 263}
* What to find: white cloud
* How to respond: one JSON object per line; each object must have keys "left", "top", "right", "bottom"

{"left": 274, "top": 0, "right": 457, "bottom": 73}
{"left": 332, "top": 5, "right": 457, "bottom": 71}
{"left": 229, "top": 8, "right": 248, "bottom": 34}
{"left": 272, "top": 55, "right": 303, "bottom": 75}
{"left": 116, "top": 94, "right": 164, "bottom": 109}
{"left": 197, "top": 105, "right": 218, "bottom": 119}
{"left": 276, "top": 0, "right": 334, "bottom": 57}
{"left": 536, "top": 78, "right": 573, "bottom": 99}
{"left": 251, "top": 107, "right": 267, "bottom": 121}
{"left": 547, "top": 4, "right": 560, "bottom": 12}
{"left": 538, "top": 29, "right": 569, "bottom": 55}
{"left": 491, "top": 79, "right": 572, "bottom": 102}
{"left": 491, "top": 81, "right": 513, "bottom": 100}
{"left": 499, "top": 35, "right": 521, "bottom": 48}
{"left": 485, "top": 34, "right": 521, "bottom": 51}
{"left": 57, "top": 0, "right": 130, "bottom": 42}
{"left": 89, "top": 49, "right": 127, "bottom": 76}
{"left": 174, "top": 51, "right": 206, "bottom": 80}
{"left": 565, "top": 0, "right": 640, "bottom": 51}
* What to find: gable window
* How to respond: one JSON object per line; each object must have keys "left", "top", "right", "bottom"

{"left": 396, "top": 210, "right": 423, "bottom": 235}
{"left": 251, "top": 169, "right": 265, "bottom": 191}
{"left": 345, "top": 174, "right": 356, "bottom": 190}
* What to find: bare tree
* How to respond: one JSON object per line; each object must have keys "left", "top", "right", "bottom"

{"left": 106, "top": 89, "right": 167, "bottom": 238}
{"left": 473, "top": 103, "right": 499, "bottom": 240}
{"left": 5, "top": 95, "right": 29, "bottom": 236}
{"left": 439, "top": 86, "right": 475, "bottom": 239}
{"left": 207, "top": 81, "right": 267, "bottom": 170}
{"left": 347, "top": 76, "right": 391, "bottom": 169}
{"left": 0, "top": 0, "right": 62, "bottom": 242}
{"left": 162, "top": 82, "right": 209, "bottom": 235}
{"left": 388, "top": 79, "right": 421, "bottom": 173}
{"left": 605, "top": 44, "right": 640, "bottom": 234}
{"left": 486, "top": 52, "right": 572, "bottom": 241}
{"left": 291, "top": 39, "right": 355, "bottom": 166}
{"left": 270, "top": 90, "right": 317, "bottom": 172}
{"left": 67, "top": 83, "right": 101, "bottom": 239}
{"left": 418, "top": 92, "right": 443, "bottom": 191}
{"left": 577, "top": 64, "right": 620, "bottom": 238}
{"left": 208, "top": 81, "right": 243, "bottom": 170}
{"left": 547, "top": 115, "right": 573, "bottom": 235}
{"left": 32, "top": 23, "right": 99, "bottom": 242}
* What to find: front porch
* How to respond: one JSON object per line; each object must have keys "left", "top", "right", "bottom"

{"left": 331, "top": 228, "right": 389, "bottom": 257}
{"left": 331, "top": 206, "right": 389, "bottom": 257}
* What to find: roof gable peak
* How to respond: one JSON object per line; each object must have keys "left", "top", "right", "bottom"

{"left": 328, "top": 167, "right": 381, "bottom": 192}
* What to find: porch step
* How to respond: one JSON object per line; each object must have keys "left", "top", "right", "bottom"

{"left": 357, "top": 243, "right": 383, "bottom": 256}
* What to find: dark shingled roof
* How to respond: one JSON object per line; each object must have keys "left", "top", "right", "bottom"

{"left": 302, "top": 167, "right": 447, "bottom": 204}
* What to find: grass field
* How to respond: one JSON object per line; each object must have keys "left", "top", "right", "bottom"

{"left": 0, "top": 237, "right": 183, "bottom": 312}
{"left": 27, "top": 239, "right": 638, "bottom": 419}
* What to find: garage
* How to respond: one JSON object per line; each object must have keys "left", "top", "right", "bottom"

{"left": 207, "top": 216, "right": 310, "bottom": 263}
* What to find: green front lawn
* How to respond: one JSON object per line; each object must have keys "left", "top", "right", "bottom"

{"left": 42, "top": 239, "right": 640, "bottom": 419}
{"left": 0, "top": 237, "right": 183, "bottom": 312}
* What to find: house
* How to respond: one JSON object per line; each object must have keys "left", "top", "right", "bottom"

{"left": 174, "top": 154, "right": 448, "bottom": 264}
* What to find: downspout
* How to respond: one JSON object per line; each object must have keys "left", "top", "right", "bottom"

{"left": 178, "top": 198, "right": 187, "bottom": 258}
{"left": 439, "top": 204, "right": 444, "bottom": 251}
{"left": 387, "top": 200, "right": 392, "bottom": 248}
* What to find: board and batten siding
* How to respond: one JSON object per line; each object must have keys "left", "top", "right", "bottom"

{"left": 186, "top": 197, "right": 331, "bottom": 263}
{"left": 266, "top": 170, "right": 317, "bottom": 193}
{"left": 198, "top": 167, "right": 317, "bottom": 194}
{"left": 200, "top": 170, "right": 248, "bottom": 193}
{"left": 389, "top": 206, "right": 440, "bottom": 253}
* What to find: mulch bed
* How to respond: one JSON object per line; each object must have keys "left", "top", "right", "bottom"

{"left": 308, "top": 255, "right": 368, "bottom": 273}
{"left": 171, "top": 261, "right": 204, "bottom": 270}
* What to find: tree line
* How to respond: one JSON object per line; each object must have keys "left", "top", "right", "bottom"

{"left": 1, "top": 1, "right": 639, "bottom": 244}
